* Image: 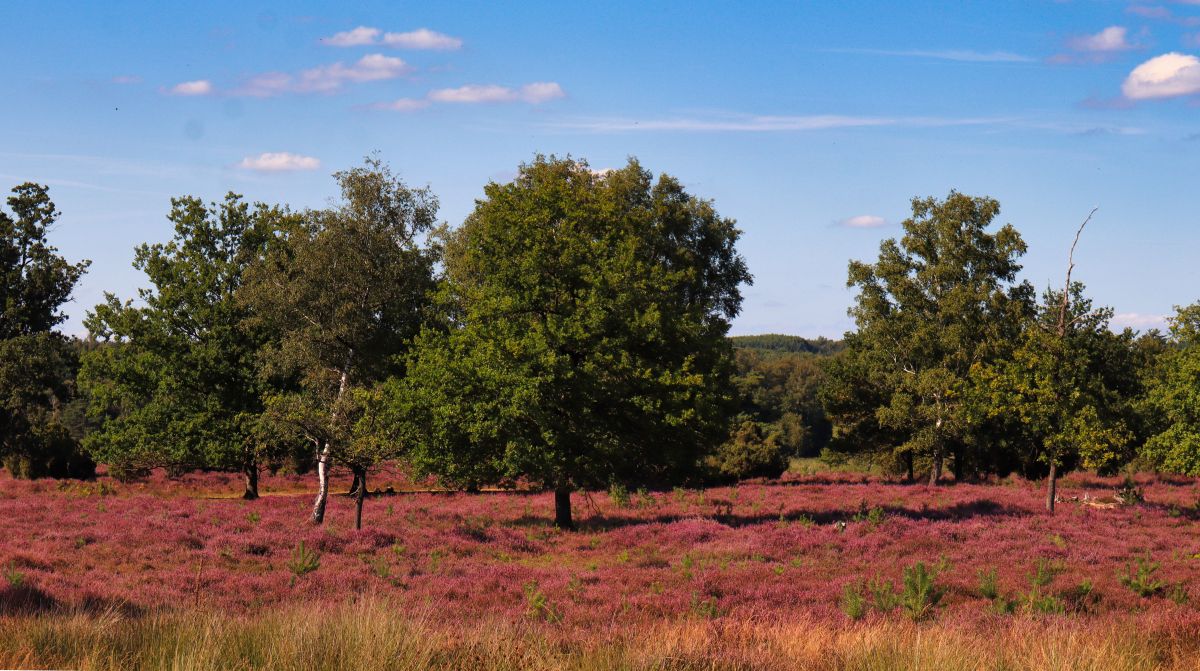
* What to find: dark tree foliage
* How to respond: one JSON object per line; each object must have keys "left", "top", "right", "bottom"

{"left": 824, "top": 192, "right": 1035, "bottom": 484}
{"left": 0, "top": 183, "right": 93, "bottom": 478}
{"left": 79, "top": 194, "right": 295, "bottom": 496}
{"left": 730, "top": 334, "right": 844, "bottom": 357}
{"left": 396, "top": 156, "right": 751, "bottom": 528}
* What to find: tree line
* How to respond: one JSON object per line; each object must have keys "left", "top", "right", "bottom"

{"left": 2, "top": 157, "right": 1198, "bottom": 527}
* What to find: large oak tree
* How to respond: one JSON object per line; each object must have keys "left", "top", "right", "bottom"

{"left": 396, "top": 156, "right": 750, "bottom": 528}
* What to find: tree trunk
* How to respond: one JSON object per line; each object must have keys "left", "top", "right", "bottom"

{"left": 347, "top": 471, "right": 362, "bottom": 497}
{"left": 554, "top": 486, "right": 573, "bottom": 530}
{"left": 311, "top": 442, "right": 331, "bottom": 524}
{"left": 952, "top": 446, "right": 963, "bottom": 482}
{"left": 354, "top": 468, "right": 366, "bottom": 530}
{"left": 905, "top": 452, "right": 914, "bottom": 482}
{"left": 1046, "top": 460, "right": 1057, "bottom": 513}
{"left": 242, "top": 461, "right": 259, "bottom": 500}
{"left": 928, "top": 447, "right": 943, "bottom": 486}
{"left": 312, "top": 357, "right": 352, "bottom": 526}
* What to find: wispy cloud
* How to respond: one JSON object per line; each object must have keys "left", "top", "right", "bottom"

{"left": 550, "top": 113, "right": 1008, "bottom": 133}
{"left": 236, "top": 152, "right": 321, "bottom": 172}
{"left": 1050, "top": 26, "right": 1137, "bottom": 63}
{"left": 838, "top": 215, "right": 888, "bottom": 229}
{"left": 233, "top": 54, "right": 412, "bottom": 97}
{"left": 323, "top": 26, "right": 380, "bottom": 47}
{"left": 1127, "top": 4, "right": 1200, "bottom": 26}
{"left": 167, "top": 79, "right": 214, "bottom": 96}
{"left": 321, "top": 26, "right": 462, "bottom": 50}
{"left": 824, "top": 48, "right": 1033, "bottom": 63}
{"left": 111, "top": 75, "right": 142, "bottom": 85}
{"left": 383, "top": 28, "right": 463, "bottom": 50}
{"left": 1122, "top": 52, "right": 1200, "bottom": 99}
{"left": 369, "top": 82, "right": 565, "bottom": 111}
{"left": 1111, "top": 312, "right": 1170, "bottom": 330}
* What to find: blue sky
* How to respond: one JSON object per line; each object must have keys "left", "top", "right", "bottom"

{"left": 3, "top": 0, "right": 1199, "bottom": 337}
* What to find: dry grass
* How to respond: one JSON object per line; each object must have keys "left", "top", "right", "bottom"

{"left": 3, "top": 600, "right": 1199, "bottom": 671}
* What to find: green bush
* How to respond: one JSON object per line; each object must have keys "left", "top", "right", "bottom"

{"left": 901, "top": 561, "right": 944, "bottom": 621}
{"left": 840, "top": 581, "right": 866, "bottom": 620}
{"left": 2, "top": 422, "right": 95, "bottom": 480}
{"left": 287, "top": 542, "right": 321, "bottom": 577}
{"left": 1120, "top": 555, "right": 1165, "bottom": 597}
{"left": 705, "top": 420, "right": 789, "bottom": 482}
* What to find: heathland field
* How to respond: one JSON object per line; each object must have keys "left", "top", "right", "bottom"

{"left": 3, "top": 468, "right": 1200, "bottom": 670}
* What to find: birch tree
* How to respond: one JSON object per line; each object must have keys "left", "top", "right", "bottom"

{"left": 242, "top": 158, "right": 438, "bottom": 525}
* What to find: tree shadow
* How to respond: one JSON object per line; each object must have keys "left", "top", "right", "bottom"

{"left": 571, "top": 497, "right": 1029, "bottom": 532}
{"left": 0, "top": 584, "right": 144, "bottom": 617}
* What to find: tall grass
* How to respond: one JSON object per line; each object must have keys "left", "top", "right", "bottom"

{"left": 2, "top": 600, "right": 1198, "bottom": 670}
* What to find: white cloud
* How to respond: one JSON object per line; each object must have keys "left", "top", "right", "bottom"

{"left": 1110, "top": 313, "right": 1170, "bottom": 330}
{"left": 838, "top": 215, "right": 888, "bottom": 229}
{"left": 324, "top": 26, "right": 381, "bottom": 47}
{"left": 826, "top": 48, "right": 1033, "bottom": 63}
{"left": 237, "top": 152, "right": 321, "bottom": 172}
{"left": 429, "top": 84, "right": 518, "bottom": 103}
{"left": 422, "top": 82, "right": 565, "bottom": 105}
{"left": 168, "top": 80, "right": 214, "bottom": 96}
{"left": 519, "top": 82, "right": 566, "bottom": 103}
{"left": 234, "top": 54, "right": 412, "bottom": 97}
{"left": 1122, "top": 52, "right": 1200, "bottom": 99}
{"left": 368, "top": 97, "right": 431, "bottom": 112}
{"left": 322, "top": 26, "right": 463, "bottom": 50}
{"left": 382, "top": 28, "right": 463, "bottom": 50}
{"left": 1069, "top": 26, "right": 1133, "bottom": 52}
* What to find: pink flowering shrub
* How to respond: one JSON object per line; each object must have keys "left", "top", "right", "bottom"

{"left": 2, "top": 466, "right": 1199, "bottom": 634}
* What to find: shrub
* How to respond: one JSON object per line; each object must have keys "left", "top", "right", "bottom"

{"left": 3, "top": 562, "right": 25, "bottom": 588}
{"left": 1120, "top": 555, "right": 1165, "bottom": 597}
{"left": 705, "top": 420, "right": 789, "bottom": 482}
{"left": 977, "top": 567, "right": 1000, "bottom": 600}
{"left": 1115, "top": 477, "right": 1144, "bottom": 506}
{"left": 608, "top": 483, "right": 630, "bottom": 508}
{"left": 868, "top": 576, "right": 900, "bottom": 612}
{"left": 840, "top": 581, "right": 866, "bottom": 620}
{"left": 523, "top": 581, "right": 561, "bottom": 623}
{"left": 690, "top": 592, "right": 723, "bottom": 619}
{"left": 901, "top": 561, "right": 943, "bottom": 621}
{"left": 286, "top": 541, "right": 320, "bottom": 577}
{"left": 2, "top": 423, "right": 95, "bottom": 480}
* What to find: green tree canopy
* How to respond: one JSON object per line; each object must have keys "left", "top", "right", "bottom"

{"left": 1140, "top": 303, "right": 1200, "bottom": 476}
{"left": 396, "top": 156, "right": 751, "bottom": 528}
{"left": 0, "top": 183, "right": 92, "bottom": 479}
{"left": 79, "top": 194, "right": 293, "bottom": 495}
{"left": 973, "top": 283, "right": 1138, "bottom": 510}
{"left": 241, "top": 157, "right": 439, "bottom": 527}
{"left": 830, "top": 191, "right": 1035, "bottom": 484}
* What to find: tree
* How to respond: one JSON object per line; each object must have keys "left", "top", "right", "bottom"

{"left": 834, "top": 192, "right": 1034, "bottom": 485}
{"left": 397, "top": 156, "right": 750, "bottom": 528}
{"left": 0, "top": 183, "right": 92, "bottom": 478}
{"left": 241, "top": 158, "right": 439, "bottom": 526}
{"left": 1140, "top": 303, "right": 1200, "bottom": 476}
{"left": 974, "top": 283, "right": 1137, "bottom": 511}
{"left": 79, "top": 194, "right": 292, "bottom": 497}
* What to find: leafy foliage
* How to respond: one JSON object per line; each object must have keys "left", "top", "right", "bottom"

{"left": 80, "top": 194, "right": 292, "bottom": 495}
{"left": 241, "top": 157, "right": 439, "bottom": 524}
{"left": 0, "top": 183, "right": 92, "bottom": 478}
{"left": 396, "top": 156, "right": 750, "bottom": 526}
{"left": 827, "top": 192, "right": 1034, "bottom": 484}
{"left": 1139, "top": 303, "right": 1200, "bottom": 476}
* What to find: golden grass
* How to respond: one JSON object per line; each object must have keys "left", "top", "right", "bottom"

{"left": 3, "top": 601, "right": 1200, "bottom": 671}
